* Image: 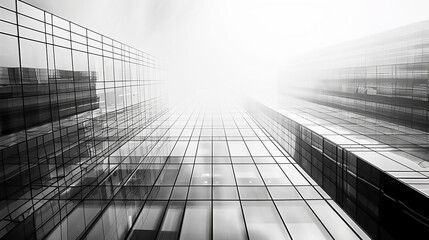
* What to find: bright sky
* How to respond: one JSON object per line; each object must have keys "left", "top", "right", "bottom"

{"left": 25, "top": 0, "right": 429, "bottom": 99}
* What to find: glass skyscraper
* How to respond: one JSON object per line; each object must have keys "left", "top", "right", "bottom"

{"left": 272, "top": 18, "right": 429, "bottom": 239}
{"left": 0, "top": 0, "right": 428, "bottom": 240}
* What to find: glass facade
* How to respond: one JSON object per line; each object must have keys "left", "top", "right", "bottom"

{"left": 0, "top": 0, "right": 165, "bottom": 239}
{"left": 246, "top": 98, "right": 429, "bottom": 239}
{"left": 83, "top": 96, "right": 366, "bottom": 240}
{"left": 1, "top": 0, "right": 427, "bottom": 240}
{"left": 0, "top": 1, "right": 369, "bottom": 240}
{"left": 280, "top": 20, "right": 429, "bottom": 132}
{"left": 273, "top": 18, "right": 429, "bottom": 240}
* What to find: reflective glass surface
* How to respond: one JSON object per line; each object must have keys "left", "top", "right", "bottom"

{"left": 0, "top": 1, "right": 372, "bottom": 240}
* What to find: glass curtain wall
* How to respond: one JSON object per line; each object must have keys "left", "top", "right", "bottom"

{"left": 280, "top": 20, "right": 429, "bottom": 132}
{"left": 0, "top": 0, "right": 165, "bottom": 239}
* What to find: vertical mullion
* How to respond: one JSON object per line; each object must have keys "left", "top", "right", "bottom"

{"left": 223, "top": 110, "right": 250, "bottom": 240}
{"left": 234, "top": 110, "right": 293, "bottom": 239}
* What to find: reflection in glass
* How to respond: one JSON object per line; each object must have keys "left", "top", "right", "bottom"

{"left": 296, "top": 186, "right": 322, "bottom": 199}
{"left": 197, "top": 141, "right": 212, "bottom": 156}
{"left": 231, "top": 156, "right": 253, "bottom": 163}
{"left": 213, "top": 156, "right": 231, "bottom": 163}
{"left": 47, "top": 203, "right": 85, "bottom": 240}
{"left": 280, "top": 164, "right": 309, "bottom": 185}
{"left": 213, "top": 164, "right": 235, "bottom": 185}
{"left": 213, "top": 186, "right": 239, "bottom": 200}
{"left": 239, "top": 186, "right": 270, "bottom": 200}
{"left": 213, "top": 201, "right": 247, "bottom": 240}
{"left": 191, "top": 164, "right": 211, "bottom": 185}
{"left": 245, "top": 141, "right": 270, "bottom": 156}
{"left": 242, "top": 201, "right": 291, "bottom": 240}
{"left": 188, "top": 186, "right": 211, "bottom": 200}
{"left": 171, "top": 141, "right": 188, "bottom": 156}
{"left": 157, "top": 201, "right": 185, "bottom": 240}
{"left": 307, "top": 200, "right": 359, "bottom": 240}
{"left": 268, "top": 186, "right": 301, "bottom": 200}
{"left": 234, "top": 165, "right": 263, "bottom": 185}
{"left": 179, "top": 201, "right": 211, "bottom": 240}
{"left": 0, "top": 34, "right": 19, "bottom": 68}
{"left": 185, "top": 141, "right": 198, "bottom": 156}
{"left": 257, "top": 165, "right": 291, "bottom": 185}
{"left": 129, "top": 201, "right": 167, "bottom": 240}
{"left": 228, "top": 141, "right": 251, "bottom": 156}
{"left": 262, "top": 141, "right": 284, "bottom": 156}
{"left": 54, "top": 46, "right": 72, "bottom": 71}
{"left": 253, "top": 157, "right": 275, "bottom": 163}
{"left": 85, "top": 203, "right": 118, "bottom": 240}
{"left": 170, "top": 186, "right": 188, "bottom": 200}
{"left": 213, "top": 141, "right": 229, "bottom": 156}
{"left": 156, "top": 165, "right": 180, "bottom": 185}
{"left": 20, "top": 39, "right": 47, "bottom": 70}
{"left": 148, "top": 187, "right": 172, "bottom": 200}
{"left": 176, "top": 164, "right": 193, "bottom": 185}
{"left": 276, "top": 201, "right": 332, "bottom": 239}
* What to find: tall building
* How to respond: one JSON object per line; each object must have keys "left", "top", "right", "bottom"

{"left": 0, "top": 1, "right": 427, "bottom": 240}
{"left": 0, "top": 67, "right": 99, "bottom": 135}
{"left": 0, "top": 0, "right": 165, "bottom": 239}
{"left": 268, "top": 19, "right": 429, "bottom": 239}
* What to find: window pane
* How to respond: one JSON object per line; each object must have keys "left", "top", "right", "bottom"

{"left": 171, "top": 141, "right": 188, "bottom": 156}
{"left": 239, "top": 186, "right": 270, "bottom": 200}
{"left": 157, "top": 201, "right": 185, "bottom": 240}
{"left": 137, "top": 165, "right": 163, "bottom": 186}
{"left": 268, "top": 186, "right": 301, "bottom": 200}
{"left": 54, "top": 46, "right": 72, "bottom": 71}
{"left": 213, "top": 156, "right": 230, "bottom": 163}
{"left": 327, "top": 200, "right": 371, "bottom": 239}
{"left": 93, "top": 203, "right": 119, "bottom": 240}
{"left": 307, "top": 200, "right": 360, "bottom": 240}
{"left": 170, "top": 186, "right": 188, "bottom": 200}
{"left": 240, "top": 128, "right": 255, "bottom": 137}
{"left": 148, "top": 187, "right": 172, "bottom": 200}
{"left": 179, "top": 201, "right": 211, "bottom": 240}
{"left": 213, "top": 164, "right": 235, "bottom": 185}
{"left": 175, "top": 164, "right": 193, "bottom": 185}
{"left": 257, "top": 165, "right": 291, "bottom": 185}
{"left": 195, "top": 156, "right": 211, "bottom": 163}
{"left": 245, "top": 141, "right": 270, "bottom": 156}
{"left": 234, "top": 165, "right": 263, "bottom": 185}
{"left": 213, "top": 141, "right": 229, "bottom": 156}
{"left": 0, "top": 0, "right": 15, "bottom": 10}
{"left": 228, "top": 141, "right": 250, "bottom": 156}
{"left": 191, "top": 164, "right": 211, "bottom": 185}
{"left": 242, "top": 201, "right": 290, "bottom": 240}
{"left": 225, "top": 128, "right": 240, "bottom": 137}
{"left": 231, "top": 156, "right": 253, "bottom": 163}
{"left": 185, "top": 141, "right": 198, "bottom": 156}
{"left": 72, "top": 50, "right": 88, "bottom": 71}
{"left": 296, "top": 186, "right": 322, "bottom": 199}
{"left": 280, "top": 164, "right": 309, "bottom": 185}
{"left": 197, "top": 141, "right": 212, "bottom": 156}
{"left": 129, "top": 201, "right": 167, "bottom": 240}
{"left": 20, "top": 39, "right": 47, "bottom": 80}
{"left": 213, "top": 186, "right": 239, "bottom": 200}
{"left": 213, "top": 201, "right": 247, "bottom": 240}
{"left": 156, "top": 165, "right": 180, "bottom": 185}
{"left": 262, "top": 141, "right": 284, "bottom": 156}
{"left": 276, "top": 201, "right": 332, "bottom": 240}
{"left": 213, "top": 128, "right": 225, "bottom": 136}
{"left": 253, "top": 157, "right": 275, "bottom": 163}
{"left": 47, "top": 202, "right": 85, "bottom": 240}
{"left": 188, "top": 186, "right": 211, "bottom": 200}
{"left": 0, "top": 35, "right": 19, "bottom": 69}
